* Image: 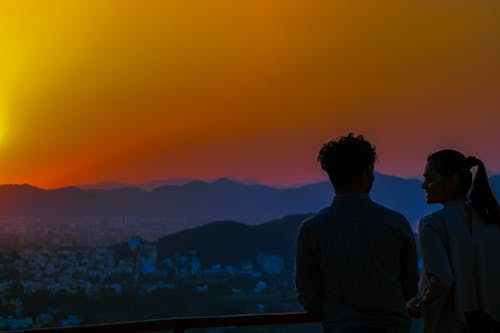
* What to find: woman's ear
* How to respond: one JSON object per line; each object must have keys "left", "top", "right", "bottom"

{"left": 448, "top": 173, "right": 462, "bottom": 193}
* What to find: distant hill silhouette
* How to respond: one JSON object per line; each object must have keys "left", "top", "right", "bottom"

{"left": 1, "top": 173, "right": 498, "bottom": 229}
{"left": 155, "top": 214, "right": 310, "bottom": 268}
{"left": 77, "top": 177, "right": 260, "bottom": 191}
{"left": 77, "top": 181, "right": 138, "bottom": 190}
{"left": 490, "top": 175, "right": 500, "bottom": 199}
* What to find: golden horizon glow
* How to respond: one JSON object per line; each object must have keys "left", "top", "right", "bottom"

{"left": 1, "top": 1, "right": 500, "bottom": 188}
{"left": 0, "top": 111, "right": 6, "bottom": 149}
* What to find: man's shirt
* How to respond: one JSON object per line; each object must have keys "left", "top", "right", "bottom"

{"left": 295, "top": 193, "right": 418, "bottom": 331}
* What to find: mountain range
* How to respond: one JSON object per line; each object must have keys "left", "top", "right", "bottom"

{"left": 77, "top": 177, "right": 261, "bottom": 191}
{"left": 1, "top": 173, "right": 499, "bottom": 230}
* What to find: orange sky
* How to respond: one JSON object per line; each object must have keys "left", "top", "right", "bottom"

{"left": 1, "top": 1, "right": 499, "bottom": 188}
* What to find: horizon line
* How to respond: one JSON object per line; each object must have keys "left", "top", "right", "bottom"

{"left": 0, "top": 171, "right": 435, "bottom": 191}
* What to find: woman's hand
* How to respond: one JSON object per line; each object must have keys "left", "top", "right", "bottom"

{"left": 406, "top": 289, "right": 430, "bottom": 318}
{"left": 406, "top": 297, "right": 422, "bottom": 318}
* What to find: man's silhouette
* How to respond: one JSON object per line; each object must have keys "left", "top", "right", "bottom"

{"left": 295, "top": 133, "right": 418, "bottom": 333}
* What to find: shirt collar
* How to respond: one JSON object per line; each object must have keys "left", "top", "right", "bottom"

{"left": 332, "top": 192, "right": 370, "bottom": 204}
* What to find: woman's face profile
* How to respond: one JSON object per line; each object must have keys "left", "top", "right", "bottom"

{"left": 422, "top": 162, "right": 449, "bottom": 204}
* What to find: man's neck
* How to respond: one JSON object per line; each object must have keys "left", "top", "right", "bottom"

{"left": 335, "top": 188, "right": 370, "bottom": 195}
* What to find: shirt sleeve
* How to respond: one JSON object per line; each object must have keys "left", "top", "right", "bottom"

{"left": 294, "top": 222, "right": 323, "bottom": 315}
{"left": 418, "top": 216, "right": 455, "bottom": 296}
{"left": 399, "top": 216, "right": 419, "bottom": 301}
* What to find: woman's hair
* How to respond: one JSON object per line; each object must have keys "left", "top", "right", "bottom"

{"left": 427, "top": 149, "right": 500, "bottom": 227}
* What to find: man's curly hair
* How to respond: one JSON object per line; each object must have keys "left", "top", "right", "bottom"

{"left": 318, "top": 133, "right": 376, "bottom": 189}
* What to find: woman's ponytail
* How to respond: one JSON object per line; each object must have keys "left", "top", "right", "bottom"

{"left": 468, "top": 157, "right": 500, "bottom": 227}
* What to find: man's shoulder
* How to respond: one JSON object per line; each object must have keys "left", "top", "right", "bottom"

{"left": 299, "top": 207, "right": 331, "bottom": 232}
{"left": 369, "top": 200, "right": 409, "bottom": 223}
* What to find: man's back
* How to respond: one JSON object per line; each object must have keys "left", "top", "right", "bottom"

{"left": 295, "top": 193, "right": 418, "bottom": 332}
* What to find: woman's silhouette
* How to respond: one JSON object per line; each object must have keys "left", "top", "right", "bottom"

{"left": 408, "top": 150, "right": 500, "bottom": 332}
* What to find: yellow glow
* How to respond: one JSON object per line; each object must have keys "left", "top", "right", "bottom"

{"left": 0, "top": 111, "right": 6, "bottom": 149}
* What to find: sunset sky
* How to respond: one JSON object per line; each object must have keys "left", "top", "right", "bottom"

{"left": 1, "top": 1, "right": 499, "bottom": 188}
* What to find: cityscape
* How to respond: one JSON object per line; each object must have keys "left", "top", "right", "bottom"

{"left": 0, "top": 174, "right": 498, "bottom": 330}
{"left": 0, "top": 174, "right": 497, "bottom": 331}
{"left": 0, "top": 216, "right": 313, "bottom": 332}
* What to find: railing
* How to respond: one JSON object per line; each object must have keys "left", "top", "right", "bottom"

{"left": 17, "top": 312, "right": 321, "bottom": 333}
